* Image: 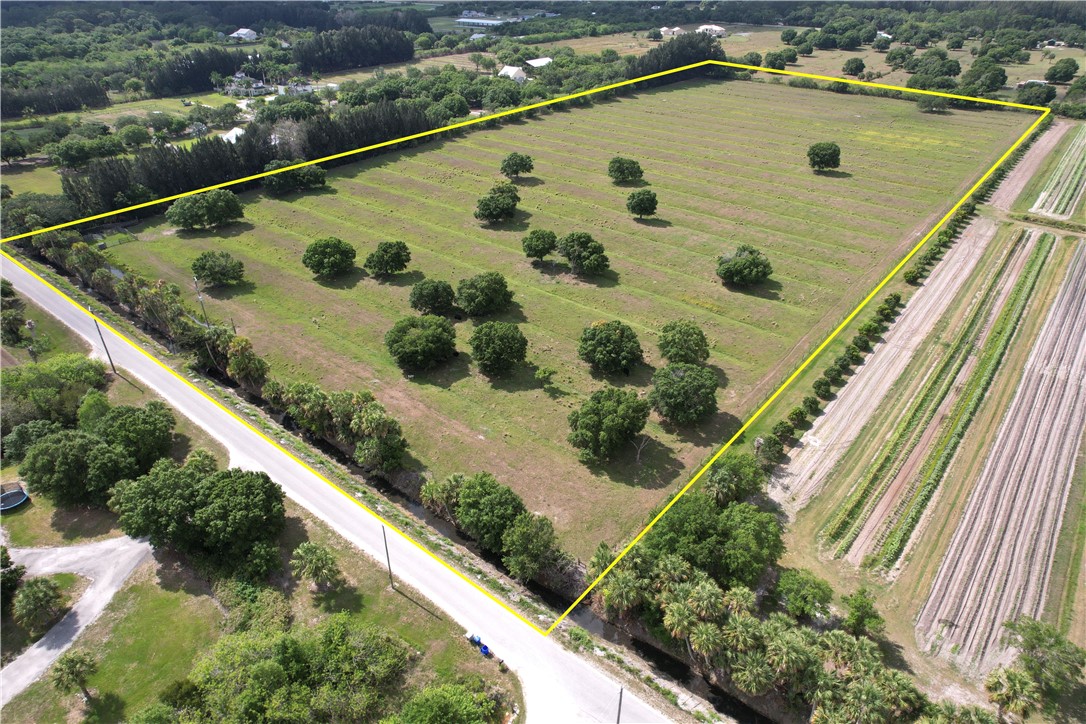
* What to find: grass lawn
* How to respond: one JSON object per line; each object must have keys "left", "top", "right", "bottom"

{"left": 1, "top": 563, "right": 223, "bottom": 723}
{"left": 1, "top": 296, "right": 89, "bottom": 367}
{"left": 1, "top": 572, "right": 88, "bottom": 666}
{"left": 0, "top": 162, "right": 63, "bottom": 196}
{"left": 109, "top": 78, "right": 1031, "bottom": 558}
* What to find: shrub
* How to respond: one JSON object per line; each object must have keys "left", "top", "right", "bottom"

{"left": 454, "top": 473, "right": 525, "bottom": 553}
{"left": 648, "top": 363, "right": 718, "bottom": 424}
{"left": 457, "top": 272, "right": 513, "bottom": 316}
{"left": 578, "top": 320, "right": 643, "bottom": 374}
{"left": 384, "top": 315, "right": 457, "bottom": 370}
{"left": 716, "top": 245, "right": 773, "bottom": 286}
{"left": 469, "top": 322, "right": 527, "bottom": 376}
{"left": 813, "top": 378, "right": 833, "bottom": 399}
{"left": 757, "top": 434, "right": 784, "bottom": 467}
{"left": 851, "top": 334, "right": 871, "bottom": 352}
{"left": 787, "top": 407, "right": 807, "bottom": 427}
{"left": 192, "top": 251, "right": 244, "bottom": 287}
{"left": 302, "top": 237, "right": 356, "bottom": 278}
{"left": 658, "top": 320, "right": 709, "bottom": 365}
{"left": 802, "top": 395, "right": 821, "bottom": 416}
{"left": 409, "top": 278, "right": 455, "bottom": 315}
{"left": 772, "top": 420, "right": 794, "bottom": 441}
{"left": 363, "top": 241, "right": 411, "bottom": 277}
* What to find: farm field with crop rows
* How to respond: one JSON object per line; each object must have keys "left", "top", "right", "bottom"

{"left": 109, "top": 79, "right": 1032, "bottom": 557}
{"left": 917, "top": 240, "right": 1086, "bottom": 674}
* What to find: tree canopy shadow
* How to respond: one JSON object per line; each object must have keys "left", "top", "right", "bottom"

{"left": 491, "top": 298, "right": 528, "bottom": 324}
{"left": 313, "top": 579, "right": 364, "bottom": 613}
{"left": 488, "top": 361, "right": 540, "bottom": 393}
{"left": 483, "top": 209, "right": 532, "bottom": 232}
{"left": 583, "top": 267, "right": 621, "bottom": 288}
{"left": 593, "top": 436, "right": 684, "bottom": 489}
{"left": 613, "top": 179, "right": 651, "bottom": 188}
{"left": 381, "top": 269, "right": 425, "bottom": 287}
{"left": 722, "top": 276, "right": 782, "bottom": 301}
{"left": 315, "top": 266, "right": 366, "bottom": 290}
{"left": 206, "top": 279, "right": 256, "bottom": 300}
{"left": 667, "top": 410, "right": 742, "bottom": 448}
{"left": 87, "top": 691, "right": 126, "bottom": 722}
{"left": 203, "top": 221, "right": 256, "bottom": 239}
{"left": 513, "top": 176, "right": 544, "bottom": 187}
{"left": 411, "top": 349, "right": 472, "bottom": 388}
{"left": 876, "top": 636, "right": 914, "bottom": 674}
{"left": 588, "top": 360, "right": 656, "bottom": 388}
{"left": 814, "top": 169, "right": 853, "bottom": 179}
{"left": 50, "top": 505, "right": 118, "bottom": 543}
{"left": 634, "top": 217, "right": 672, "bottom": 228}
{"left": 705, "top": 362, "right": 729, "bottom": 390}
{"left": 1055, "top": 680, "right": 1086, "bottom": 723}
{"left": 152, "top": 549, "right": 213, "bottom": 597}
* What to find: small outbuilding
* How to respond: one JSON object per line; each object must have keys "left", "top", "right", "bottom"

{"left": 498, "top": 65, "right": 528, "bottom": 83}
{"left": 229, "top": 28, "right": 260, "bottom": 42}
{"left": 526, "top": 57, "right": 553, "bottom": 69}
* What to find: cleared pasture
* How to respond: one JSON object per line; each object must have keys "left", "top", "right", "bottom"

{"left": 109, "top": 79, "right": 1031, "bottom": 557}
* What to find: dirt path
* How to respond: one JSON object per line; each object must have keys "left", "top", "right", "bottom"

{"left": 916, "top": 241, "right": 1086, "bottom": 676}
{"left": 0, "top": 536, "right": 151, "bottom": 706}
{"left": 843, "top": 231, "right": 1039, "bottom": 565}
{"left": 988, "top": 120, "right": 1072, "bottom": 212}
{"left": 770, "top": 217, "right": 999, "bottom": 516}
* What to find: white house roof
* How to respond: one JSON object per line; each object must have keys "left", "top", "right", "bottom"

{"left": 526, "top": 57, "right": 552, "bottom": 68}
{"left": 469, "top": 33, "right": 488, "bottom": 40}
{"left": 229, "top": 28, "right": 259, "bottom": 40}
{"left": 498, "top": 65, "right": 527, "bottom": 80}
{"left": 697, "top": 24, "right": 726, "bottom": 34}
{"left": 221, "top": 127, "right": 246, "bottom": 144}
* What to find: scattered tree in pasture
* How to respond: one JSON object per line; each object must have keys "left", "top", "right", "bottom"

{"left": 763, "top": 51, "right": 787, "bottom": 70}
{"left": 796, "top": 42, "right": 814, "bottom": 56}
{"left": 557, "top": 232, "right": 609, "bottom": 276}
{"left": 522, "top": 229, "right": 558, "bottom": 263}
{"left": 302, "top": 237, "right": 356, "bottom": 278}
{"left": 626, "top": 189, "right": 658, "bottom": 219}
{"left": 1, "top": 133, "right": 28, "bottom": 164}
{"left": 781, "top": 29, "right": 797, "bottom": 44}
{"left": 647, "top": 28, "right": 663, "bottom": 41}
{"left": 262, "top": 159, "right": 327, "bottom": 195}
{"left": 52, "top": 651, "right": 98, "bottom": 702}
{"left": 502, "top": 512, "right": 559, "bottom": 581}
{"left": 1045, "top": 58, "right": 1079, "bottom": 83}
{"left": 842, "top": 586, "right": 885, "bottom": 637}
{"left": 787, "top": 407, "right": 808, "bottom": 427}
{"left": 474, "top": 193, "right": 517, "bottom": 224}
{"left": 648, "top": 363, "right": 718, "bottom": 425}
{"left": 813, "top": 378, "right": 833, "bottom": 399}
{"left": 807, "top": 141, "right": 842, "bottom": 171}
{"left": 385, "top": 315, "right": 457, "bottom": 370}
{"left": 858, "top": 320, "right": 882, "bottom": 339}
{"left": 118, "top": 124, "right": 151, "bottom": 148}
{"left": 567, "top": 387, "right": 650, "bottom": 464}
{"left": 716, "top": 244, "right": 773, "bottom": 287}
{"left": 842, "top": 58, "right": 866, "bottom": 76}
{"left": 454, "top": 472, "right": 526, "bottom": 554}
{"left": 608, "top": 157, "right": 643, "bottom": 184}
{"left": 872, "top": 36, "right": 891, "bottom": 52}
{"left": 469, "top": 321, "right": 527, "bottom": 376}
{"left": 13, "top": 577, "right": 62, "bottom": 635}
{"left": 363, "top": 240, "right": 411, "bottom": 278}
{"left": 777, "top": 569, "right": 833, "bottom": 620}
{"left": 500, "top": 152, "right": 534, "bottom": 178}
{"left": 703, "top": 451, "right": 766, "bottom": 506}
{"left": 578, "top": 320, "right": 643, "bottom": 374}
{"left": 772, "top": 419, "right": 795, "bottom": 441}
{"left": 192, "top": 250, "right": 244, "bottom": 287}
{"left": 165, "top": 189, "right": 244, "bottom": 230}
{"left": 917, "top": 95, "right": 949, "bottom": 113}
{"left": 409, "top": 278, "right": 456, "bottom": 315}
{"left": 802, "top": 395, "right": 821, "bottom": 416}
{"left": 290, "top": 542, "right": 340, "bottom": 591}
{"left": 456, "top": 271, "right": 514, "bottom": 316}
{"left": 658, "top": 320, "right": 709, "bottom": 365}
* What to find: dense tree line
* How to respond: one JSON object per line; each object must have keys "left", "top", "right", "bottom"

{"left": 291, "top": 26, "right": 414, "bottom": 74}
{"left": 0, "top": 77, "right": 109, "bottom": 119}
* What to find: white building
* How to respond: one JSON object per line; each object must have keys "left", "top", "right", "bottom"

{"left": 498, "top": 65, "right": 528, "bottom": 83}
{"left": 526, "top": 57, "right": 553, "bottom": 69}
{"left": 696, "top": 24, "right": 727, "bottom": 38}
{"left": 221, "top": 127, "right": 246, "bottom": 144}
{"left": 229, "top": 28, "right": 260, "bottom": 42}
{"left": 660, "top": 26, "right": 686, "bottom": 37}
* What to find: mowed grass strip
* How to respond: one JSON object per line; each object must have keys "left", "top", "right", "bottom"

{"left": 111, "top": 79, "right": 1030, "bottom": 557}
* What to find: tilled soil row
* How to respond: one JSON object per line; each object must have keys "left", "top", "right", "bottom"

{"left": 916, "top": 241, "right": 1086, "bottom": 675}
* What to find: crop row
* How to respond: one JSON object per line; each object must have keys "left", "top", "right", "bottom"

{"left": 1032, "top": 124, "right": 1086, "bottom": 217}
{"left": 875, "top": 233, "right": 1054, "bottom": 567}
{"left": 822, "top": 229, "right": 1028, "bottom": 553}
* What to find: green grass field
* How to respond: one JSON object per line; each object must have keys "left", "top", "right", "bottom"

{"left": 109, "top": 79, "right": 1031, "bottom": 557}
{"left": 0, "top": 162, "right": 63, "bottom": 196}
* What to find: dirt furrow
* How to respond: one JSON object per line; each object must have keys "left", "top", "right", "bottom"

{"left": 770, "top": 217, "right": 998, "bottom": 515}
{"left": 988, "top": 120, "right": 1071, "bottom": 212}
{"left": 1030, "top": 123, "right": 1086, "bottom": 220}
{"left": 916, "top": 242, "right": 1086, "bottom": 675}
{"left": 843, "top": 231, "right": 1038, "bottom": 565}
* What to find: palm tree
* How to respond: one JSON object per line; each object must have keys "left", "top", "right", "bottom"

{"left": 818, "top": 630, "right": 856, "bottom": 670}
{"left": 722, "top": 613, "right": 762, "bottom": 656}
{"left": 687, "top": 579, "right": 724, "bottom": 622}
{"left": 732, "top": 651, "right": 774, "bottom": 695}
{"left": 51, "top": 650, "right": 97, "bottom": 702}
{"left": 878, "top": 669, "right": 927, "bottom": 719}
{"left": 688, "top": 621, "right": 724, "bottom": 665}
{"left": 662, "top": 599, "right": 697, "bottom": 642}
{"left": 841, "top": 679, "right": 889, "bottom": 723}
{"left": 290, "top": 542, "right": 339, "bottom": 592}
{"left": 722, "top": 585, "right": 756, "bottom": 616}
{"left": 601, "top": 568, "right": 641, "bottom": 617}
{"left": 985, "top": 666, "right": 1041, "bottom": 722}
{"left": 651, "top": 553, "right": 692, "bottom": 594}
{"left": 765, "top": 630, "right": 813, "bottom": 682}
{"left": 13, "top": 577, "right": 62, "bottom": 635}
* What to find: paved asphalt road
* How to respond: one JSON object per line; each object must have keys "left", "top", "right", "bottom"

{"left": 1, "top": 537, "right": 151, "bottom": 707}
{"left": 2, "top": 255, "right": 671, "bottom": 723}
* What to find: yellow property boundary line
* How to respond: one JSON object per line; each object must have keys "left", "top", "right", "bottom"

{"left": 0, "top": 61, "right": 1050, "bottom": 640}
